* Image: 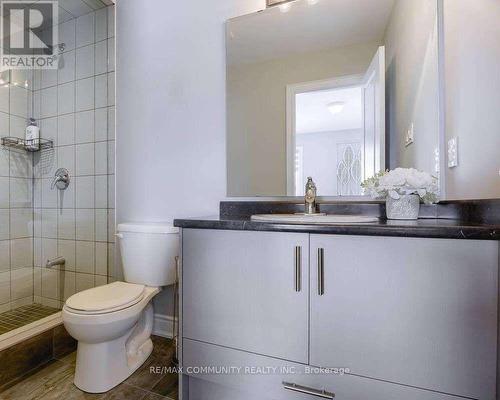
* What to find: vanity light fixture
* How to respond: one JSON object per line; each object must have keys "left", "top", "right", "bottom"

{"left": 327, "top": 101, "right": 345, "bottom": 115}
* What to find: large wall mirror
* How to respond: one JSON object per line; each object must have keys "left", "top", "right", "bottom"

{"left": 226, "top": 0, "right": 443, "bottom": 198}
{"left": 227, "top": 0, "right": 500, "bottom": 200}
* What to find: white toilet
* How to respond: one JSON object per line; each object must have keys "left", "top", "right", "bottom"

{"left": 62, "top": 222, "right": 179, "bottom": 393}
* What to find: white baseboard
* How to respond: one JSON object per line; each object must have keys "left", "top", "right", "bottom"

{"left": 153, "top": 313, "right": 178, "bottom": 339}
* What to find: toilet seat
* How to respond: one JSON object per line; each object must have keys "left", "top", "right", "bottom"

{"left": 65, "top": 282, "right": 146, "bottom": 315}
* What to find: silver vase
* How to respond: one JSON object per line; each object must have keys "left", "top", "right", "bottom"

{"left": 386, "top": 194, "right": 420, "bottom": 220}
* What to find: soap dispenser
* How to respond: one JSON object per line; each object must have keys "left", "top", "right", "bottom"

{"left": 25, "top": 118, "right": 39, "bottom": 151}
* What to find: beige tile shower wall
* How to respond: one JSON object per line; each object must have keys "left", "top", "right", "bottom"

{"left": 0, "top": 71, "right": 35, "bottom": 312}
{"left": 32, "top": 6, "right": 115, "bottom": 308}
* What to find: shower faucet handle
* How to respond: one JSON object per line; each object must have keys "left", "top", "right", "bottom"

{"left": 51, "top": 168, "right": 70, "bottom": 190}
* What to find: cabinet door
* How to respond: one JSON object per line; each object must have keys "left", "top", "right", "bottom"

{"left": 310, "top": 235, "right": 498, "bottom": 400}
{"left": 182, "top": 229, "right": 309, "bottom": 363}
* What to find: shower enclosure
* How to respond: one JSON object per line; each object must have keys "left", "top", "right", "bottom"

{"left": 0, "top": 1, "right": 115, "bottom": 337}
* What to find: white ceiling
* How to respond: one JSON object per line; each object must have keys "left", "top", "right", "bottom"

{"left": 227, "top": 0, "right": 395, "bottom": 66}
{"left": 296, "top": 86, "right": 363, "bottom": 134}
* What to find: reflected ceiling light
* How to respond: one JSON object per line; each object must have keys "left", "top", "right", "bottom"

{"left": 307, "top": 0, "right": 319, "bottom": 4}
{"left": 327, "top": 101, "right": 345, "bottom": 115}
{"left": 279, "top": 2, "right": 292, "bottom": 12}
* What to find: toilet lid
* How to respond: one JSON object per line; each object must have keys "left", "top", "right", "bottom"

{"left": 65, "top": 282, "right": 145, "bottom": 313}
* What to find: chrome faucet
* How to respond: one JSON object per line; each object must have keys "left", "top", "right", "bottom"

{"left": 46, "top": 256, "right": 66, "bottom": 268}
{"left": 304, "top": 177, "right": 318, "bottom": 215}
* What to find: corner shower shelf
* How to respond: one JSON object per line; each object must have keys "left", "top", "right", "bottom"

{"left": 1, "top": 137, "right": 54, "bottom": 152}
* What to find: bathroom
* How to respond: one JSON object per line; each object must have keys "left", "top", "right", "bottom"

{"left": 0, "top": 0, "right": 500, "bottom": 399}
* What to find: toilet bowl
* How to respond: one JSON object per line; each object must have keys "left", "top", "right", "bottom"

{"left": 62, "top": 223, "right": 179, "bottom": 393}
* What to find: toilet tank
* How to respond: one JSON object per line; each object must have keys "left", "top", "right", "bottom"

{"left": 116, "top": 223, "right": 179, "bottom": 287}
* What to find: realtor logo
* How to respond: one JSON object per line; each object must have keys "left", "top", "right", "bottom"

{"left": 1, "top": 1, "right": 58, "bottom": 69}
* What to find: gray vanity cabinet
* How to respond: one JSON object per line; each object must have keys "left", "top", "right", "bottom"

{"left": 309, "top": 235, "right": 498, "bottom": 400}
{"left": 181, "top": 229, "right": 498, "bottom": 400}
{"left": 182, "top": 229, "right": 309, "bottom": 364}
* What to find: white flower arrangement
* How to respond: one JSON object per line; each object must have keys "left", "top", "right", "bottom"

{"left": 362, "top": 168, "right": 439, "bottom": 204}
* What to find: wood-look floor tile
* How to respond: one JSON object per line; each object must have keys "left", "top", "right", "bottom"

{"left": 126, "top": 336, "right": 176, "bottom": 396}
{"left": 124, "top": 356, "right": 164, "bottom": 392}
{"left": 1, "top": 362, "right": 74, "bottom": 400}
{"left": 56, "top": 351, "right": 77, "bottom": 365}
{"left": 1, "top": 336, "right": 176, "bottom": 400}
{"left": 143, "top": 393, "right": 169, "bottom": 400}
{"left": 0, "top": 361, "right": 67, "bottom": 400}
{"left": 150, "top": 337, "right": 175, "bottom": 360}
{"left": 63, "top": 385, "right": 104, "bottom": 400}
{"left": 102, "top": 383, "right": 149, "bottom": 400}
{"left": 166, "top": 386, "right": 178, "bottom": 400}
{"left": 28, "top": 364, "right": 75, "bottom": 400}
{"left": 150, "top": 373, "right": 177, "bottom": 398}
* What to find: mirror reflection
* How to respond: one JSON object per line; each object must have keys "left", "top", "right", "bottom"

{"left": 226, "top": 0, "right": 440, "bottom": 197}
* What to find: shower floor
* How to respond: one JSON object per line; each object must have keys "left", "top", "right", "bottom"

{"left": 0, "top": 304, "right": 60, "bottom": 335}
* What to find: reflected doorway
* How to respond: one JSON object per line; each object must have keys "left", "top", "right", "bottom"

{"left": 287, "top": 47, "right": 385, "bottom": 196}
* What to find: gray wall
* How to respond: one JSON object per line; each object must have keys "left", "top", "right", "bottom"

{"left": 442, "top": 0, "right": 500, "bottom": 199}
{"left": 116, "top": 0, "right": 265, "bottom": 316}
{"left": 384, "top": 0, "right": 440, "bottom": 179}
{"left": 386, "top": 0, "right": 500, "bottom": 200}
{"left": 115, "top": 0, "right": 500, "bottom": 318}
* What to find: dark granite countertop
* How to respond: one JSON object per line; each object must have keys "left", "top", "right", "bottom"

{"left": 174, "top": 200, "right": 500, "bottom": 240}
{"left": 174, "top": 215, "right": 500, "bottom": 241}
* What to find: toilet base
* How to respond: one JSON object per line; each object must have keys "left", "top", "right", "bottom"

{"left": 73, "top": 303, "right": 156, "bottom": 393}
{"left": 74, "top": 332, "right": 153, "bottom": 393}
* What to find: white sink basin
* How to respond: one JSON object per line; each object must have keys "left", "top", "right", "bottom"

{"left": 250, "top": 214, "right": 379, "bottom": 225}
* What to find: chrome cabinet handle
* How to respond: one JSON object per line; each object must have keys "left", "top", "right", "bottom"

{"left": 283, "top": 381, "right": 335, "bottom": 399}
{"left": 318, "top": 248, "right": 325, "bottom": 296}
{"left": 294, "top": 246, "right": 302, "bottom": 292}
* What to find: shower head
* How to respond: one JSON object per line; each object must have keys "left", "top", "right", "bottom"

{"left": 43, "top": 42, "right": 66, "bottom": 56}
{"left": 47, "top": 43, "right": 66, "bottom": 68}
